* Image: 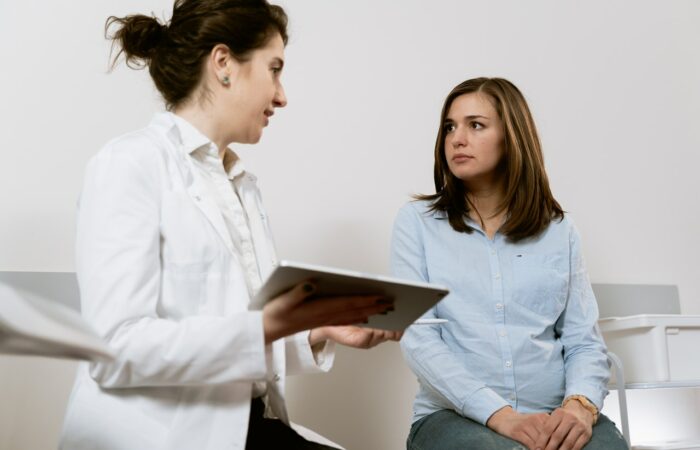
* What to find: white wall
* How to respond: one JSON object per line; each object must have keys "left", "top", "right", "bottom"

{"left": 1, "top": 1, "right": 699, "bottom": 449}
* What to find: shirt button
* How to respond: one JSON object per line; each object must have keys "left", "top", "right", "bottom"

{"left": 496, "top": 303, "right": 503, "bottom": 310}
{"left": 510, "top": 394, "right": 516, "bottom": 401}
{"left": 490, "top": 250, "right": 496, "bottom": 256}
{"left": 273, "top": 373, "right": 281, "bottom": 382}
{"left": 499, "top": 331, "right": 507, "bottom": 337}
{"left": 494, "top": 274, "right": 501, "bottom": 279}
{"left": 505, "top": 361, "right": 512, "bottom": 368}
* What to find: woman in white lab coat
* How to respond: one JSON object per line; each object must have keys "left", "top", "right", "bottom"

{"left": 59, "top": 1, "right": 399, "bottom": 449}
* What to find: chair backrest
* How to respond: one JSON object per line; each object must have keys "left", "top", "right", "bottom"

{"left": 0, "top": 271, "right": 80, "bottom": 311}
{"left": 592, "top": 283, "right": 681, "bottom": 318}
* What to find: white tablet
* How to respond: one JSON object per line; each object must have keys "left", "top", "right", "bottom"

{"left": 250, "top": 260, "right": 449, "bottom": 331}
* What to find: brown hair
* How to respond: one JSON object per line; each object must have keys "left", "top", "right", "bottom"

{"left": 106, "top": 0, "right": 288, "bottom": 110}
{"left": 417, "top": 77, "right": 563, "bottom": 242}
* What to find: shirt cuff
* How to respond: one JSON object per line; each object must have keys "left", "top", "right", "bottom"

{"left": 565, "top": 384, "right": 606, "bottom": 411}
{"left": 285, "top": 330, "right": 335, "bottom": 375}
{"left": 461, "top": 386, "right": 510, "bottom": 425}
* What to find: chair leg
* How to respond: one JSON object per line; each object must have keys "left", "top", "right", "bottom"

{"left": 608, "top": 352, "right": 631, "bottom": 447}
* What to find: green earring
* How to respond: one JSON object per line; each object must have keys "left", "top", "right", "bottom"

{"left": 222, "top": 75, "right": 230, "bottom": 86}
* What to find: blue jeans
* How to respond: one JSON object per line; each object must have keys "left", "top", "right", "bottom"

{"left": 407, "top": 410, "right": 628, "bottom": 450}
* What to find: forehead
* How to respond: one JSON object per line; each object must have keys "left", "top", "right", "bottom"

{"left": 447, "top": 92, "right": 497, "bottom": 118}
{"left": 253, "top": 33, "right": 285, "bottom": 60}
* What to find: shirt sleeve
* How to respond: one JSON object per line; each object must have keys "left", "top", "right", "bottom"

{"left": 285, "top": 330, "right": 335, "bottom": 375}
{"left": 555, "top": 219, "right": 610, "bottom": 410}
{"left": 393, "top": 203, "right": 509, "bottom": 425}
{"left": 79, "top": 140, "right": 268, "bottom": 388}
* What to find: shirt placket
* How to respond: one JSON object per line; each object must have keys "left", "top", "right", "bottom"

{"left": 204, "top": 154, "right": 262, "bottom": 293}
{"left": 488, "top": 235, "right": 517, "bottom": 407}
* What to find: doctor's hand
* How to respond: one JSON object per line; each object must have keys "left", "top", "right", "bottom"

{"left": 309, "top": 326, "right": 402, "bottom": 349}
{"left": 262, "top": 281, "right": 394, "bottom": 344}
{"left": 486, "top": 406, "right": 549, "bottom": 450}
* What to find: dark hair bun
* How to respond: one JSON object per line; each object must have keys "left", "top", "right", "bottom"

{"left": 107, "top": 0, "right": 288, "bottom": 110}
{"left": 107, "top": 15, "right": 166, "bottom": 65}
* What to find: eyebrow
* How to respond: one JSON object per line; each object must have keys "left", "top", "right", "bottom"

{"left": 444, "top": 114, "right": 489, "bottom": 122}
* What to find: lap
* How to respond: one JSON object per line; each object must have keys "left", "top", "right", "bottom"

{"left": 407, "top": 410, "right": 628, "bottom": 450}
{"left": 407, "top": 409, "right": 527, "bottom": 450}
{"left": 246, "top": 398, "right": 340, "bottom": 450}
{"left": 583, "top": 414, "right": 629, "bottom": 450}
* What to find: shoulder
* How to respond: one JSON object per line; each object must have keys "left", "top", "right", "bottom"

{"left": 97, "top": 126, "right": 165, "bottom": 165}
{"left": 542, "top": 213, "right": 585, "bottom": 252}
{"left": 396, "top": 199, "right": 443, "bottom": 223}
{"left": 87, "top": 120, "right": 174, "bottom": 181}
{"left": 548, "top": 212, "right": 576, "bottom": 232}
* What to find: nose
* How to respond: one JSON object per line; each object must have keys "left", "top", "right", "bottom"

{"left": 450, "top": 126, "right": 468, "bottom": 148}
{"left": 273, "top": 83, "right": 287, "bottom": 108}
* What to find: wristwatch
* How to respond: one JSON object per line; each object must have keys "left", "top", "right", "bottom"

{"left": 562, "top": 395, "right": 599, "bottom": 424}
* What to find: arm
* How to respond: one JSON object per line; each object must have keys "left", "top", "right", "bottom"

{"left": 536, "top": 219, "right": 609, "bottom": 450}
{"left": 556, "top": 220, "right": 610, "bottom": 410}
{"left": 392, "top": 204, "right": 509, "bottom": 425}
{"left": 79, "top": 143, "right": 267, "bottom": 388}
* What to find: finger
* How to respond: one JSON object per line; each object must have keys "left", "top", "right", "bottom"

{"left": 521, "top": 423, "right": 540, "bottom": 446}
{"left": 306, "top": 295, "right": 393, "bottom": 317}
{"left": 572, "top": 432, "right": 590, "bottom": 450}
{"left": 512, "top": 431, "right": 535, "bottom": 449}
{"left": 284, "top": 280, "right": 317, "bottom": 305}
{"left": 535, "top": 414, "right": 561, "bottom": 449}
{"left": 544, "top": 419, "right": 575, "bottom": 450}
{"left": 297, "top": 299, "right": 377, "bottom": 326}
{"left": 559, "top": 424, "right": 584, "bottom": 450}
{"left": 389, "top": 330, "right": 403, "bottom": 341}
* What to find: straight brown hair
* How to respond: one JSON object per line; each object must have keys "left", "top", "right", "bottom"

{"left": 417, "top": 77, "right": 563, "bottom": 242}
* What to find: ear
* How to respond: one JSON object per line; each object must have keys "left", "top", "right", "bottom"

{"left": 208, "top": 44, "right": 238, "bottom": 86}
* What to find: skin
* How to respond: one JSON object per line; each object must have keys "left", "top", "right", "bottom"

{"left": 443, "top": 92, "right": 507, "bottom": 239}
{"left": 446, "top": 93, "right": 594, "bottom": 448}
{"left": 175, "top": 33, "right": 401, "bottom": 349}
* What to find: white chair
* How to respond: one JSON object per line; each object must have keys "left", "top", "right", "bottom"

{"left": 593, "top": 283, "right": 700, "bottom": 449}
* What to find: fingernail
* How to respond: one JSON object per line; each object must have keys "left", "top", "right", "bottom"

{"left": 303, "top": 283, "right": 315, "bottom": 293}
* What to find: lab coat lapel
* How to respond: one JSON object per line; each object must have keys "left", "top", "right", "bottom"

{"left": 181, "top": 158, "right": 236, "bottom": 255}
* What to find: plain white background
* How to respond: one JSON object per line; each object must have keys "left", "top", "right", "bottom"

{"left": 1, "top": 1, "right": 699, "bottom": 449}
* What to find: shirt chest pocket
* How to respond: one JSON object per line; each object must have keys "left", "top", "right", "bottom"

{"left": 510, "top": 253, "right": 569, "bottom": 320}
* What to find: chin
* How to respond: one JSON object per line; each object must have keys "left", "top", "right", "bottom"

{"left": 249, "top": 129, "right": 264, "bottom": 144}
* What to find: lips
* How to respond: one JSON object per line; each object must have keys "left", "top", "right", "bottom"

{"left": 452, "top": 153, "right": 474, "bottom": 163}
{"left": 263, "top": 109, "right": 273, "bottom": 126}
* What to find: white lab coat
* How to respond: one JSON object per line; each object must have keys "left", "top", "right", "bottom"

{"left": 60, "top": 113, "right": 334, "bottom": 450}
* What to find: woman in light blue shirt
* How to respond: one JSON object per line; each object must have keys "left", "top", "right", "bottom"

{"left": 392, "top": 78, "right": 628, "bottom": 450}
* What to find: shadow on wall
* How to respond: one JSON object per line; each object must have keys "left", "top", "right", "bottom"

{"left": 286, "top": 343, "right": 418, "bottom": 450}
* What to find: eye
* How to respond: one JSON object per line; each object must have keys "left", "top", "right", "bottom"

{"left": 443, "top": 123, "right": 456, "bottom": 133}
{"left": 470, "top": 121, "right": 484, "bottom": 130}
{"left": 271, "top": 66, "right": 282, "bottom": 76}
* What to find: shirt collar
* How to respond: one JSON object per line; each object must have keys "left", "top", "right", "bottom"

{"left": 166, "top": 111, "right": 247, "bottom": 181}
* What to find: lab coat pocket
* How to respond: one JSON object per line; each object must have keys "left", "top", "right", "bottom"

{"left": 161, "top": 261, "right": 213, "bottom": 317}
{"left": 511, "top": 253, "right": 568, "bottom": 321}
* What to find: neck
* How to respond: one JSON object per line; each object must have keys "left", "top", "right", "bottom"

{"left": 464, "top": 175, "right": 506, "bottom": 219}
{"left": 174, "top": 103, "right": 230, "bottom": 160}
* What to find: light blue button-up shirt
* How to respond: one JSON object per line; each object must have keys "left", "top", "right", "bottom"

{"left": 392, "top": 201, "right": 610, "bottom": 426}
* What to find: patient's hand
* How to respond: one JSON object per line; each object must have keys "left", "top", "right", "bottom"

{"left": 534, "top": 402, "right": 593, "bottom": 450}
{"left": 309, "top": 326, "right": 402, "bottom": 349}
{"left": 486, "top": 406, "right": 548, "bottom": 450}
